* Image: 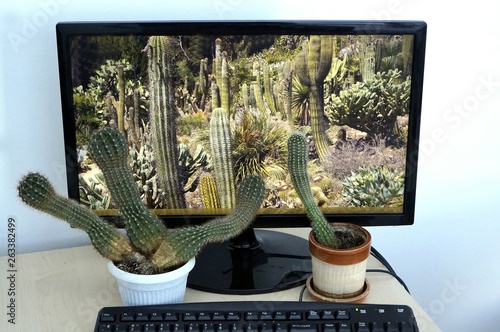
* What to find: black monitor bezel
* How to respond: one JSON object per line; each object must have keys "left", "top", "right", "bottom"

{"left": 56, "top": 20, "right": 426, "bottom": 228}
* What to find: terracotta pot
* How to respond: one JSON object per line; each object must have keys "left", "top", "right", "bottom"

{"left": 308, "top": 223, "right": 371, "bottom": 300}
{"left": 108, "top": 258, "right": 195, "bottom": 306}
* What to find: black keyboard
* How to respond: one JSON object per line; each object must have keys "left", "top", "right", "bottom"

{"left": 94, "top": 301, "right": 419, "bottom": 332}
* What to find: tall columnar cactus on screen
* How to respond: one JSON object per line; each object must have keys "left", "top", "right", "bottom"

{"left": 147, "top": 36, "right": 186, "bottom": 209}
{"left": 210, "top": 107, "right": 236, "bottom": 209}
{"left": 287, "top": 132, "right": 339, "bottom": 248}
{"left": 294, "top": 36, "right": 333, "bottom": 162}
{"left": 18, "top": 128, "right": 265, "bottom": 274}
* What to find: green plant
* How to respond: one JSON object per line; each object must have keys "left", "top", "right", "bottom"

{"left": 287, "top": 132, "right": 338, "bottom": 248}
{"left": 233, "top": 111, "right": 289, "bottom": 183}
{"left": 294, "top": 36, "right": 333, "bottom": 162}
{"left": 342, "top": 165, "right": 404, "bottom": 207}
{"left": 325, "top": 69, "right": 411, "bottom": 147}
{"left": 148, "top": 36, "right": 186, "bottom": 209}
{"left": 209, "top": 107, "right": 236, "bottom": 209}
{"left": 18, "top": 128, "right": 265, "bottom": 274}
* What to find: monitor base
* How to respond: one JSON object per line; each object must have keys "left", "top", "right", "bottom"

{"left": 187, "top": 229, "right": 312, "bottom": 295}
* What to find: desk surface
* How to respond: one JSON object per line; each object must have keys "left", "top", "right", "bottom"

{"left": 1, "top": 228, "right": 440, "bottom": 332}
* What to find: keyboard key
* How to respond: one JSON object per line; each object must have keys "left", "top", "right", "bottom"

{"left": 336, "top": 310, "right": 350, "bottom": 320}
{"left": 274, "top": 311, "right": 288, "bottom": 320}
{"left": 212, "top": 312, "right": 225, "bottom": 320}
{"left": 150, "top": 312, "right": 163, "bottom": 321}
{"left": 183, "top": 312, "right": 197, "bottom": 321}
{"left": 321, "top": 310, "right": 335, "bottom": 320}
{"left": 120, "top": 312, "right": 134, "bottom": 321}
{"left": 135, "top": 312, "right": 149, "bottom": 321}
{"left": 260, "top": 311, "right": 274, "bottom": 320}
{"left": 288, "top": 311, "right": 302, "bottom": 320}
{"left": 100, "top": 312, "right": 115, "bottom": 322}
{"left": 164, "top": 312, "right": 178, "bottom": 321}
{"left": 289, "top": 323, "right": 318, "bottom": 331}
{"left": 307, "top": 310, "right": 321, "bottom": 320}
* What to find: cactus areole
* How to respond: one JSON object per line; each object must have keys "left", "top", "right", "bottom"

{"left": 18, "top": 128, "right": 265, "bottom": 275}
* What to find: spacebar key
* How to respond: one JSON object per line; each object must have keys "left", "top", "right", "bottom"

{"left": 289, "top": 323, "right": 318, "bottom": 331}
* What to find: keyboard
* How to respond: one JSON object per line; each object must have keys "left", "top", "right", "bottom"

{"left": 94, "top": 301, "right": 419, "bottom": 332}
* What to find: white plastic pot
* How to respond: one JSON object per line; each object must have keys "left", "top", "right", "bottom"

{"left": 108, "top": 258, "right": 195, "bottom": 306}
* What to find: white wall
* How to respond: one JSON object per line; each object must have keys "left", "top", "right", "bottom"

{"left": 1, "top": 0, "right": 499, "bottom": 330}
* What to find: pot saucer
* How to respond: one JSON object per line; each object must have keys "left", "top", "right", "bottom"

{"left": 306, "top": 276, "right": 370, "bottom": 303}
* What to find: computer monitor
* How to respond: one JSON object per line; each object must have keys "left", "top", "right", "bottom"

{"left": 56, "top": 20, "right": 426, "bottom": 294}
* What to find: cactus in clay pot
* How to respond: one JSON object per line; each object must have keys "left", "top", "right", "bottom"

{"left": 18, "top": 127, "right": 265, "bottom": 275}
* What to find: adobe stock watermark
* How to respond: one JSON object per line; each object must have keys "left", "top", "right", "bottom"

{"left": 212, "top": 0, "right": 243, "bottom": 19}
{"left": 413, "top": 74, "right": 500, "bottom": 167}
{"left": 7, "top": 0, "right": 72, "bottom": 53}
{"left": 423, "top": 278, "right": 467, "bottom": 324}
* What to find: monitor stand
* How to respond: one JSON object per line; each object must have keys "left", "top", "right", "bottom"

{"left": 187, "top": 229, "right": 312, "bottom": 294}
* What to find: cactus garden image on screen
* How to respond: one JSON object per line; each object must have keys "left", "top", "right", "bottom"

{"left": 71, "top": 33, "right": 413, "bottom": 218}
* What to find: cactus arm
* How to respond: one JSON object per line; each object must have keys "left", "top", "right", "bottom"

{"left": 287, "top": 133, "right": 338, "bottom": 248}
{"left": 17, "top": 172, "right": 134, "bottom": 262}
{"left": 151, "top": 175, "right": 265, "bottom": 269}
{"left": 89, "top": 127, "right": 167, "bottom": 255}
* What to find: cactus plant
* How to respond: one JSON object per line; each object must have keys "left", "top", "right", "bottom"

{"left": 199, "top": 172, "right": 221, "bottom": 210}
{"left": 294, "top": 36, "right": 333, "bottom": 162}
{"left": 342, "top": 165, "right": 404, "bottom": 208}
{"left": 18, "top": 127, "right": 265, "bottom": 274}
{"left": 147, "top": 36, "right": 186, "bottom": 209}
{"left": 209, "top": 107, "right": 236, "bottom": 209}
{"left": 287, "top": 132, "right": 338, "bottom": 248}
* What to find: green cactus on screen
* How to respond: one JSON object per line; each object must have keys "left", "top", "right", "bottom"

{"left": 18, "top": 128, "right": 265, "bottom": 274}
{"left": 294, "top": 36, "right": 333, "bottom": 162}
{"left": 199, "top": 172, "right": 221, "bottom": 209}
{"left": 209, "top": 108, "right": 236, "bottom": 209}
{"left": 287, "top": 132, "right": 339, "bottom": 248}
{"left": 147, "top": 36, "right": 186, "bottom": 209}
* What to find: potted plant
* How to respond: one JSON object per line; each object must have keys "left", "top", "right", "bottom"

{"left": 287, "top": 132, "right": 371, "bottom": 302}
{"left": 18, "top": 127, "right": 265, "bottom": 306}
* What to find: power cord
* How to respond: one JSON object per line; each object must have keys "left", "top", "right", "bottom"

{"left": 368, "top": 246, "right": 410, "bottom": 294}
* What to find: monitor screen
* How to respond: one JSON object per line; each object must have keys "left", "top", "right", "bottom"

{"left": 56, "top": 21, "right": 426, "bottom": 293}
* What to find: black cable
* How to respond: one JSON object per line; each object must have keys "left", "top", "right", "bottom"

{"left": 369, "top": 246, "right": 411, "bottom": 294}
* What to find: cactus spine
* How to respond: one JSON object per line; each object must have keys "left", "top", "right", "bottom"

{"left": 18, "top": 128, "right": 265, "bottom": 274}
{"left": 210, "top": 108, "right": 236, "bottom": 209}
{"left": 147, "top": 36, "right": 186, "bottom": 209}
{"left": 294, "top": 36, "right": 333, "bottom": 162}
{"left": 287, "top": 132, "right": 338, "bottom": 248}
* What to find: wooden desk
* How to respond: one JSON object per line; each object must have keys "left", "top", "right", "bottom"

{"left": 0, "top": 229, "right": 440, "bottom": 331}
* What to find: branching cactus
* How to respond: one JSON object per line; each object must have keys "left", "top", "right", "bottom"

{"left": 18, "top": 127, "right": 265, "bottom": 274}
{"left": 287, "top": 132, "right": 339, "bottom": 248}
